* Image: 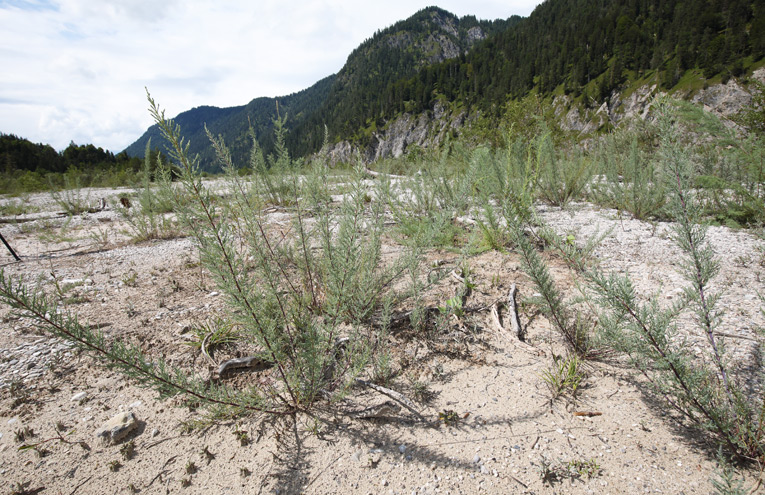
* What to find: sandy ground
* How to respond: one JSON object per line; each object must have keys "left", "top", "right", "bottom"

{"left": 0, "top": 185, "right": 763, "bottom": 495}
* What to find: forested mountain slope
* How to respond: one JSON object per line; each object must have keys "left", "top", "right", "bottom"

{"left": 125, "top": 1, "right": 765, "bottom": 171}
{"left": 125, "top": 7, "right": 512, "bottom": 170}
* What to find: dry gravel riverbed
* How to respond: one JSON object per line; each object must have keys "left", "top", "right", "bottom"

{"left": 0, "top": 185, "right": 762, "bottom": 494}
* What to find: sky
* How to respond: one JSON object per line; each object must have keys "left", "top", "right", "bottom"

{"left": 0, "top": 0, "right": 542, "bottom": 153}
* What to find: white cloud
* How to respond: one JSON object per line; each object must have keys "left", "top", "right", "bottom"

{"left": 0, "top": 0, "right": 541, "bottom": 152}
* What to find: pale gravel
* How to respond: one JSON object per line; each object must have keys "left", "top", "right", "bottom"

{"left": 0, "top": 186, "right": 761, "bottom": 494}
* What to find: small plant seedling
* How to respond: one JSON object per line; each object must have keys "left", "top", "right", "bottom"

{"left": 120, "top": 440, "right": 135, "bottom": 460}
{"left": 9, "top": 382, "right": 33, "bottom": 409}
{"left": 185, "top": 460, "right": 197, "bottom": 474}
{"left": 535, "top": 456, "right": 559, "bottom": 485}
{"left": 534, "top": 456, "right": 601, "bottom": 484}
{"left": 407, "top": 374, "right": 433, "bottom": 403}
{"left": 33, "top": 446, "right": 50, "bottom": 458}
{"left": 438, "top": 409, "right": 460, "bottom": 426}
{"left": 432, "top": 363, "right": 445, "bottom": 382}
{"left": 9, "top": 481, "right": 35, "bottom": 495}
{"left": 14, "top": 426, "right": 35, "bottom": 443}
{"left": 127, "top": 483, "right": 138, "bottom": 493}
{"left": 201, "top": 446, "right": 215, "bottom": 464}
{"left": 567, "top": 458, "right": 601, "bottom": 478}
{"left": 89, "top": 226, "right": 111, "bottom": 249}
{"left": 121, "top": 271, "right": 138, "bottom": 287}
{"left": 439, "top": 295, "right": 465, "bottom": 318}
{"left": 109, "top": 460, "right": 122, "bottom": 472}
{"left": 539, "top": 353, "right": 585, "bottom": 400}
{"left": 17, "top": 425, "right": 90, "bottom": 454}
{"left": 180, "top": 477, "right": 191, "bottom": 488}
{"left": 306, "top": 418, "right": 323, "bottom": 437}
{"left": 125, "top": 302, "right": 138, "bottom": 318}
{"left": 184, "top": 316, "right": 240, "bottom": 356}
{"left": 372, "top": 347, "right": 393, "bottom": 386}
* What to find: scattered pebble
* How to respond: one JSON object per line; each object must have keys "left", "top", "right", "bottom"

{"left": 71, "top": 391, "right": 87, "bottom": 402}
{"left": 95, "top": 411, "right": 139, "bottom": 445}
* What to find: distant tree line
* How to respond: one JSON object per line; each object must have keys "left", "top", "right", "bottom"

{"left": 0, "top": 133, "right": 167, "bottom": 193}
{"left": 280, "top": 0, "right": 765, "bottom": 159}
{"left": 375, "top": 0, "right": 765, "bottom": 118}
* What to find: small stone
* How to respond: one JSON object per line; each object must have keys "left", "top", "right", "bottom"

{"left": 207, "top": 291, "right": 219, "bottom": 297}
{"left": 473, "top": 454, "right": 481, "bottom": 464}
{"left": 71, "top": 392, "right": 87, "bottom": 403}
{"left": 95, "top": 411, "right": 139, "bottom": 445}
{"left": 351, "top": 449, "right": 363, "bottom": 462}
{"left": 151, "top": 428, "right": 159, "bottom": 437}
{"left": 381, "top": 479, "right": 388, "bottom": 487}
{"left": 128, "top": 400, "right": 142, "bottom": 409}
{"left": 399, "top": 444, "right": 407, "bottom": 454}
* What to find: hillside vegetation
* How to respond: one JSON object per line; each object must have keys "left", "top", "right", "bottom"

{"left": 121, "top": 1, "right": 765, "bottom": 171}
{"left": 1, "top": 95, "right": 765, "bottom": 493}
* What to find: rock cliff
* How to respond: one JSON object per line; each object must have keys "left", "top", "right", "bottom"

{"left": 328, "top": 69, "right": 764, "bottom": 164}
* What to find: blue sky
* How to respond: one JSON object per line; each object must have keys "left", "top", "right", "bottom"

{"left": 0, "top": 0, "right": 542, "bottom": 152}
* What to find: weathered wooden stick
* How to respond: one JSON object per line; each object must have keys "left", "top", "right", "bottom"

{"left": 507, "top": 284, "right": 525, "bottom": 341}
{"left": 450, "top": 270, "right": 465, "bottom": 285}
{"left": 490, "top": 300, "right": 542, "bottom": 355}
{"left": 362, "top": 168, "right": 407, "bottom": 180}
{"left": 200, "top": 331, "right": 215, "bottom": 366}
{"left": 713, "top": 331, "right": 759, "bottom": 342}
{"left": 217, "top": 356, "right": 272, "bottom": 376}
{"left": 355, "top": 378, "right": 424, "bottom": 419}
{"left": 0, "top": 213, "right": 66, "bottom": 224}
{"left": 350, "top": 400, "right": 401, "bottom": 419}
{"left": 0, "top": 231, "right": 20, "bottom": 261}
{"left": 490, "top": 303, "right": 504, "bottom": 334}
{"left": 573, "top": 411, "right": 603, "bottom": 417}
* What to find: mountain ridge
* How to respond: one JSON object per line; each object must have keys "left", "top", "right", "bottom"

{"left": 125, "top": 6, "right": 512, "bottom": 170}
{"left": 125, "top": 1, "right": 765, "bottom": 171}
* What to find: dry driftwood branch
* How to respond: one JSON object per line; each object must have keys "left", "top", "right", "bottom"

{"left": 355, "top": 378, "right": 425, "bottom": 420}
{"left": 490, "top": 303, "right": 504, "bottom": 334}
{"left": 0, "top": 213, "right": 67, "bottom": 224}
{"left": 200, "top": 331, "right": 215, "bottom": 366}
{"left": 217, "top": 356, "right": 273, "bottom": 376}
{"left": 0, "top": 231, "right": 20, "bottom": 261}
{"left": 507, "top": 284, "right": 525, "bottom": 341}
{"left": 350, "top": 400, "right": 402, "bottom": 419}
{"left": 450, "top": 270, "right": 465, "bottom": 285}
{"left": 362, "top": 168, "right": 407, "bottom": 180}
{"left": 713, "top": 331, "right": 759, "bottom": 342}
{"left": 489, "top": 296, "right": 542, "bottom": 355}
{"left": 573, "top": 411, "right": 603, "bottom": 417}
